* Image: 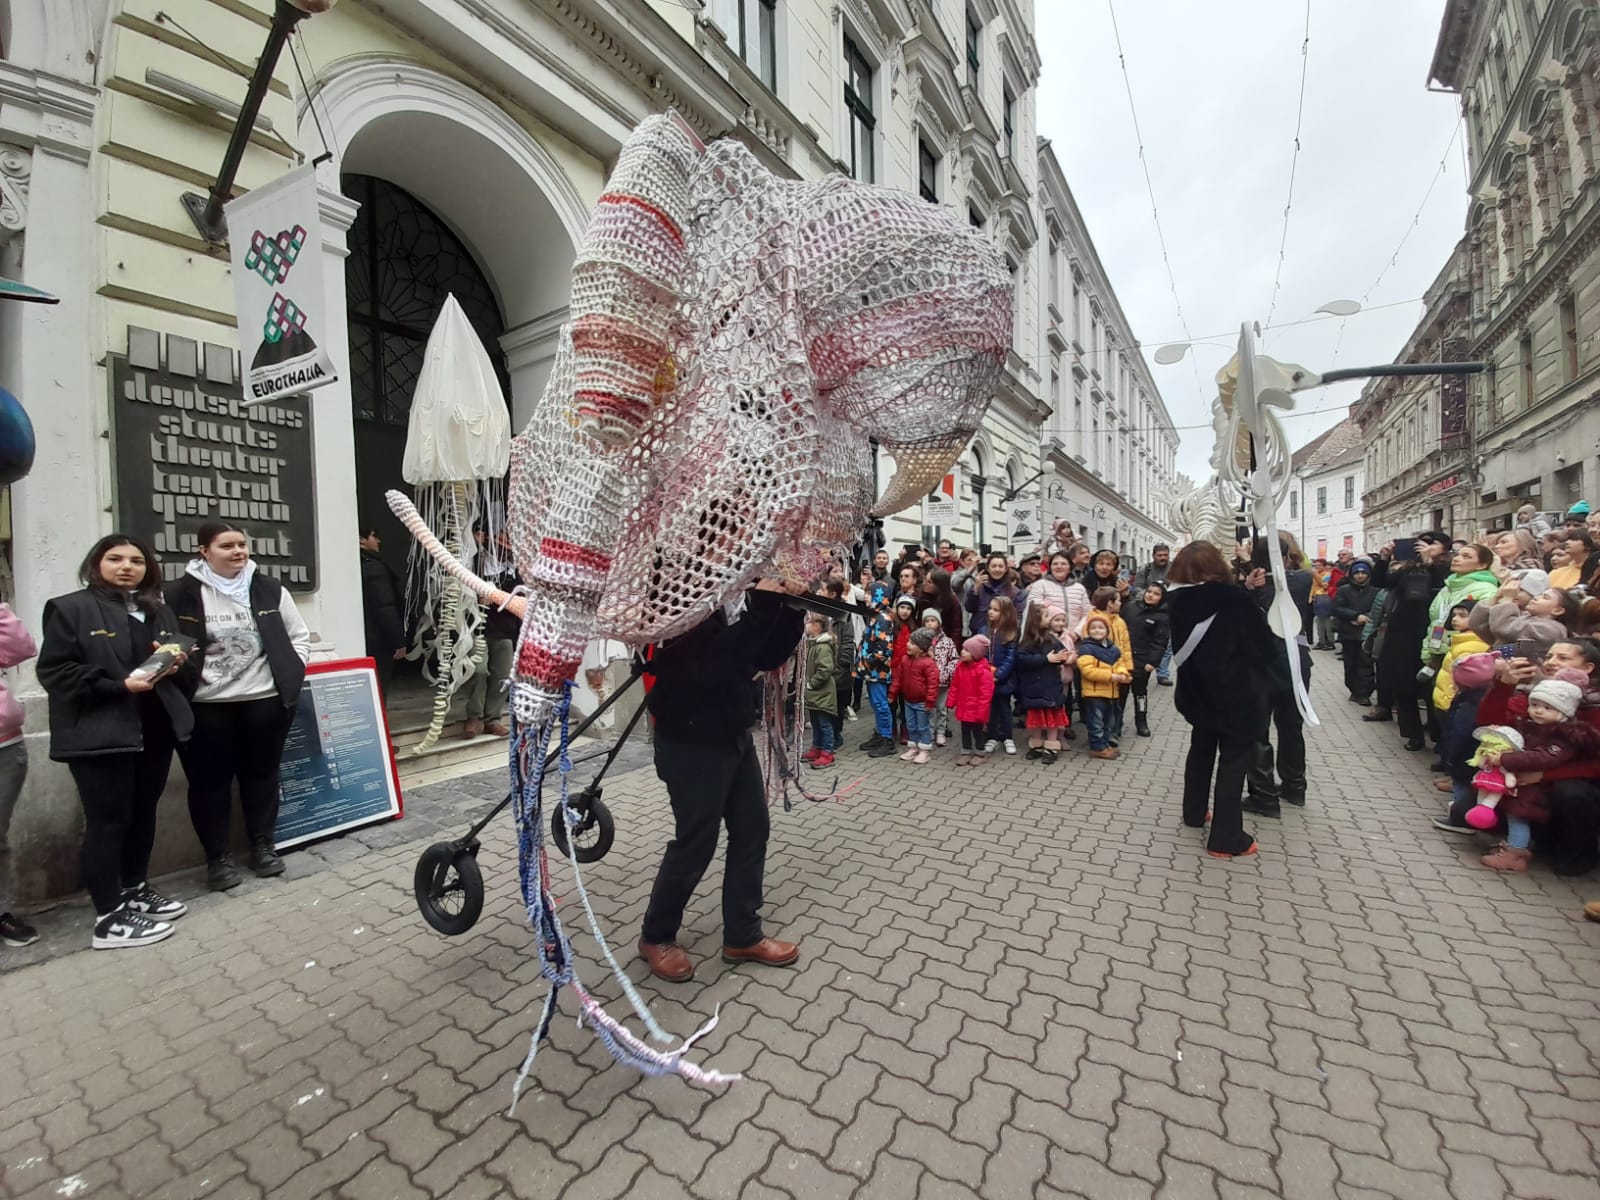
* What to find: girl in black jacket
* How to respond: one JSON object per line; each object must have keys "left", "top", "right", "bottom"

{"left": 1165, "top": 543, "right": 1287, "bottom": 858}
{"left": 36, "top": 535, "right": 195, "bottom": 950}
{"left": 1120, "top": 584, "right": 1171, "bottom": 738}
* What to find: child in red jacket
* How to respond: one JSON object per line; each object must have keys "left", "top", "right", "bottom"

{"left": 890, "top": 628, "right": 941, "bottom": 764}
{"left": 947, "top": 634, "right": 996, "bottom": 766}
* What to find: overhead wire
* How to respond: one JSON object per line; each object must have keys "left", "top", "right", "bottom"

{"left": 1104, "top": 0, "right": 1206, "bottom": 403}
{"left": 1330, "top": 119, "right": 1465, "bottom": 367}
{"left": 1263, "top": 0, "right": 1313, "bottom": 337}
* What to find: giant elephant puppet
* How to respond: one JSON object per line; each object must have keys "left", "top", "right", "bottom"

{"left": 389, "top": 110, "right": 1012, "bottom": 729}
{"left": 385, "top": 111, "right": 1013, "bottom": 1095}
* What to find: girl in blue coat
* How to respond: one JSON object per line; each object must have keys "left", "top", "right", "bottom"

{"left": 985, "top": 596, "right": 1020, "bottom": 754}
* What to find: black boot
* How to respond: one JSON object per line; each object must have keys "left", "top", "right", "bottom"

{"left": 1134, "top": 696, "right": 1151, "bottom": 738}
{"left": 250, "top": 840, "right": 285, "bottom": 878}
{"left": 207, "top": 857, "right": 242, "bottom": 892}
{"left": 1242, "top": 793, "right": 1282, "bottom": 818}
{"left": 1362, "top": 708, "right": 1392, "bottom": 722}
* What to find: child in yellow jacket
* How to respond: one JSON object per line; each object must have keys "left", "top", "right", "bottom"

{"left": 1081, "top": 587, "right": 1134, "bottom": 745}
{"left": 1433, "top": 601, "right": 1489, "bottom": 711}
{"left": 1077, "top": 615, "right": 1132, "bottom": 758}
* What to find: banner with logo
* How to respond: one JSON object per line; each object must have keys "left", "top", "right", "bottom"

{"left": 226, "top": 164, "right": 338, "bottom": 406}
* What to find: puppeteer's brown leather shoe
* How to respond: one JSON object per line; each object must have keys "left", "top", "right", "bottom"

{"left": 637, "top": 938, "right": 695, "bottom": 983}
{"left": 721, "top": 937, "right": 800, "bottom": 967}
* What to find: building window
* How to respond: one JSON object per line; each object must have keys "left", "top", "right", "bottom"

{"left": 1290, "top": 490, "right": 1298, "bottom": 519}
{"left": 1344, "top": 475, "right": 1355, "bottom": 509}
{"left": 844, "top": 35, "right": 875, "bottom": 182}
{"left": 1003, "top": 86, "right": 1015, "bottom": 157}
{"left": 714, "top": 0, "right": 778, "bottom": 89}
{"left": 1316, "top": 486, "right": 1327, "bottom": 515}
{"left": 344, "top": 174, "right": 508, "bottom": 430}
{"left": 1562, "top": 293, "right": 1579, "bottom": 381}
{"left": 1520, "top": 331, "right": 1535, "bottom": 407}
{"left": 918, "top": 140, "right": 938, "bottom": 203}
{"left": 966, "top": 10, "right": 980, "bottom": 87}
{"left": 744, "top": 0, "right": 778, "bottom": 89}
{"left": 969, "top": 205, "right": 985, "bottom": 229}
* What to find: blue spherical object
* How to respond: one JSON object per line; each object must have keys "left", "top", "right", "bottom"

{"left": 0, "top": 387, "right": 36, "bottom": 485}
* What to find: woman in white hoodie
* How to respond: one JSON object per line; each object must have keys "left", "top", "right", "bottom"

{"left": 167, "top": 522, "right": 310, "bottom": 892}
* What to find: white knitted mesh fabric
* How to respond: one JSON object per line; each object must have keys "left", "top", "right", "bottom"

{"left": 504, "top": 116, "right": 1011, "bottom": 722}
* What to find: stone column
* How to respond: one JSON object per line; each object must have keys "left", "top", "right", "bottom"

{"left": 295, "top": 178, "right": 362, "bottom": 661}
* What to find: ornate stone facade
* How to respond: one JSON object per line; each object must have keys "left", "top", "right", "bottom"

{"left": 1428, "top": 0, "right": 1600, "bottom": 528}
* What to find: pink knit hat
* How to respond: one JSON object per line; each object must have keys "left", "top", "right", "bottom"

{"left": 963, "top": 634, "right": 990, "bottom": 659}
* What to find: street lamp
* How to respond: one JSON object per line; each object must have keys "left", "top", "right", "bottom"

{"left": 181, "top": 0, "right": 340, "bottom": 244}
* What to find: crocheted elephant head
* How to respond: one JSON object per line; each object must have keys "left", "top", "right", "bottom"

{"left": 453, "top": 113, "right": 1012, "bottom": 722}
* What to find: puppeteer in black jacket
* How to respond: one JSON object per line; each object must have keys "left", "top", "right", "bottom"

{"left": 646, "top": 589, "right": 805, "bottom": 747}
{"left": 1168, "top": 582, "right": 1285, "bottom": 737}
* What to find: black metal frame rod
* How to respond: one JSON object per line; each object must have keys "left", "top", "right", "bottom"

{"left": 181, "top": 0, "right": 309, "bottom": 244}
{"left": 459, "top": 662, "right": 650, "bottom": 844}
{"left": 1317, "top": 361, "right": 1490, "bottom": 385}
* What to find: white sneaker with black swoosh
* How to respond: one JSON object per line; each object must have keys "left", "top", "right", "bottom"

{"left": 92, "top": 907, "right": 174, "bottom": 950}
{"left": 121, "top": 884, "right": 187, "bottom": 920}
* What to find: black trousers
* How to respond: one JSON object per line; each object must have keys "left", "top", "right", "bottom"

{"left": 1117, "top": 667, "right": 1153, "bottom": 723}
{"left": 1541, "top": 780, "right": 1600, "bottom": 874}
{"left": 1340, "top": 639, "right": 1372, "bottom": 698}
{"left": 179, "top": 697, "right": 293, "bottom": 859}
{"left": 1248, "top": 689, "right": 1307, "bottom": 802}
{"left": 67, "top": 708, "right": 175, "bottom": 915}
{"left": 642, "top": 731, "right": 769, "bottom": 948}
{"left": 1183, "top": 726, "right": 1255, "bottom": 854}
{"left": 1392, "top": 672, "right": 1440, "bottom": 743}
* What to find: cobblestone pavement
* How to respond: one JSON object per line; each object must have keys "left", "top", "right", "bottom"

{"left": 2, "top": 662, "right": 1599, "bottom": 1199}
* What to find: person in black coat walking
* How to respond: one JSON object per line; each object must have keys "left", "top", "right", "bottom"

{"left": 1367, "top": 533, "right": 1450, "bottom": 747}
{"left": 1120, "top": 583, "right": 1171, "bottom": 737}
{"left": 1329, "top": 559, "right": 1378, "bottom": 704}
{"left": 637, "top": 581, "right": 807, "bottom": 984}
{"left": 36, "top": 535, "right": 196, "bottom": 950}
{"left": 1242, "top": 535, "right": 1313, "bottom": 814}
{"left": 359, "top": 527, "right": 407, "bottom": 700}
{"left": 1165, "top": 542, "right": 1287, "bottom": 858}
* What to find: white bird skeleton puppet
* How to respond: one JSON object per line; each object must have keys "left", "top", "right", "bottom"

{"left": 388, "top": 112, "right": 1012, "bottom": 1091}
{"left": 1210, "top": 323, "right": 1322, "bottom": 727}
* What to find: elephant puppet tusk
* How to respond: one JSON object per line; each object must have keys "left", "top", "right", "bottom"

{"left": 385, "top": 489, "right": 528, "bottom": 620}
{"left": 869, "top": 433, "right": 971, "bottom": 519}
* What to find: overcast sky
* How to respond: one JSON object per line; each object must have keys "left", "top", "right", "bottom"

{"left": 1036, "top": 0, "right": 1468, "bottom": 481}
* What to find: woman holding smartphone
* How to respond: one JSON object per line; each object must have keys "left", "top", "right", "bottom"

{"left": 168, "top": 522, "right": 310, "bottom": 891}
{"left": 37, "top": 535, "right": 195, "bottom": 949}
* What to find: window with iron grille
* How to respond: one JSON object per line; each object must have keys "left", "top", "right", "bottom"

{"left": 1344, "top": 475, "right": 1355, "bottom": 509}
{"left": 844, "top": 35, "right": 875, "bottom": 182}
{"left": 1316, "top": 486, "right": 1327, "bottom": 515}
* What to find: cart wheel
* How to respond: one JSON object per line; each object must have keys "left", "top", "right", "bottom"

{"left": 551, "top": 797, "right": 616, "bottom": 864}
{"left": 414, "top": 842, "right": 484, "bottom": 935}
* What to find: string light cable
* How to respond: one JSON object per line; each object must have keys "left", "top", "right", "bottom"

{"left": 1104, "top": 0, "right": 1207, "bottom": 401}
{"left": 1330, "top": 118, "right": 1465, "bottom": 367}
{"left": 1263, "top": 0, "right": 1313, "bottom": 336}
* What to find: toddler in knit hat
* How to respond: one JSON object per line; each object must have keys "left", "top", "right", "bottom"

{"left": 1478, "top": 666, "right": 1600, "bottom": 874}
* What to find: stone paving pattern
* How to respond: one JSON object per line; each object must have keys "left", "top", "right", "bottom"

{"left": 2, "top": 664, "right": 1599, "bottom": 1198}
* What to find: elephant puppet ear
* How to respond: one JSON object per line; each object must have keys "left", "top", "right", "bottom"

{"left": 870, "top": 433, "right": 969, "bottom": 518}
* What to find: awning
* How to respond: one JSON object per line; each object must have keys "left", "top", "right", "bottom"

{"left": 0, "top": 275, "right": 58, "bottom": 304}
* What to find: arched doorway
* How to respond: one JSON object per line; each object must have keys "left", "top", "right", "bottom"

{"left": 342, "top": 174, "right": 508, "bottom": 576}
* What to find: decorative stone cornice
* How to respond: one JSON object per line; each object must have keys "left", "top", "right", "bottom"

{"left": 0, "top": 62, "right": 96, "bottom": 163}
